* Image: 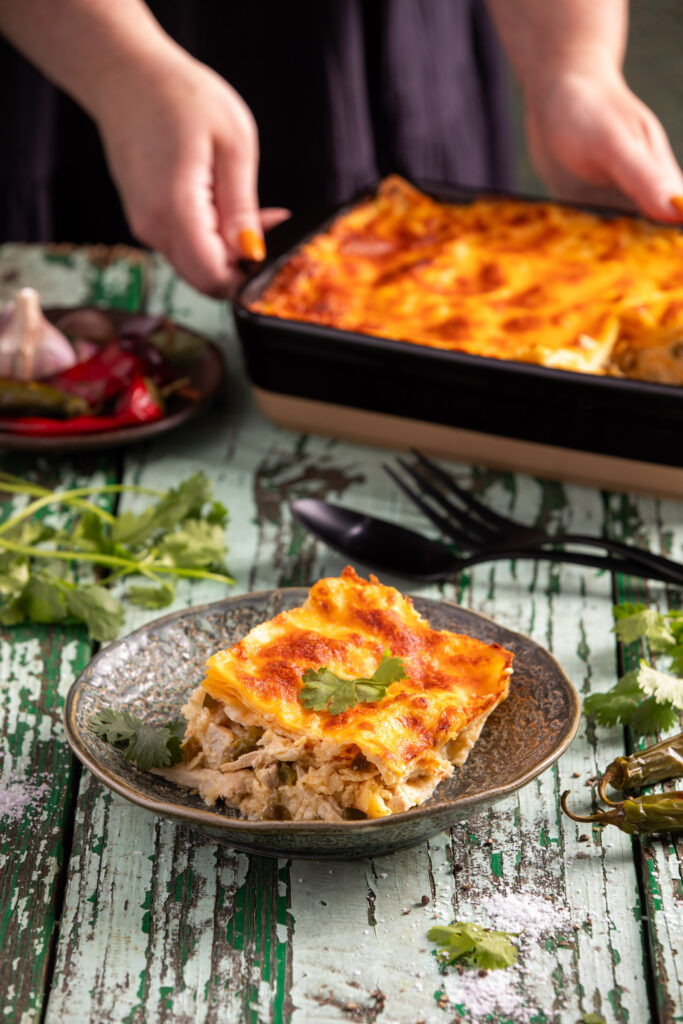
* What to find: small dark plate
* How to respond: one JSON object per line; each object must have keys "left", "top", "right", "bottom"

{"left": 64, "top": 588, "right": 580, "bottom": 860}
{"left": 0, "top": 308, "right": 226, "bottom": 452}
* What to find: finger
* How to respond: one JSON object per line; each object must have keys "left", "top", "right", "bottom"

{"left": 605, "top": 122, "right": 683, "bottom": 222}
{"left": 214, "top": 140, "right": 266, "bottom": 262}
{"left": 670, "top": 195, "right": 683, "bottom": 221}
{"left": 260, "top": 207, "right": 292, "bottom": 232}
{"left": 163, "top": 173, "right": 237, "bottom": 297}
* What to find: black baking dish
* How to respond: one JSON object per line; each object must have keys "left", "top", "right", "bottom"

{"left": 234, "top": 181, "right": 683, "bottom": 496}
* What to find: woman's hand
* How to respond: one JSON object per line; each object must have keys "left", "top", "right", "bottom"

{"left": 93, "top": 46, "right": 289, "bottom": 296}
{"left": 524, "top": 67, "right": 683, "bottom": 222}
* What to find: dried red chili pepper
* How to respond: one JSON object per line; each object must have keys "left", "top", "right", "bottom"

{"left": 46, "top": 342, "right": 145, "bottom": 407}
{"left": 114, "top": 375, "right": 164, "bottom": 421}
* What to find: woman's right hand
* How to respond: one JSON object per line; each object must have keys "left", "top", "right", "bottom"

{"left": 93, "top": 45, "right": 289, "bottom": 296}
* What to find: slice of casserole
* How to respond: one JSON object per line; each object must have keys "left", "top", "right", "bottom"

{"left": 162, "top": 566, "right": 513, "bottom": 822}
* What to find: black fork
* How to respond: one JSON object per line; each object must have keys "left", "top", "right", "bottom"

{"left": 384, "top": 450, "right": 683, "bottom": 585}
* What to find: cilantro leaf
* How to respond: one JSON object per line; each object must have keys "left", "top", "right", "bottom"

{"left": 206, "top": 500, "right": 229, "bottom": 528}
{"left": 156, "top": 519, "right": 228, "bottom": 570}
{"left": 299, "top": 650, "right": 407, "bottom": 715}
{"left": 368, "top": 652, "right": 407, "bottom": 685}
{"left": 126, "top": 581, "right": 175, "bottom": 609}
{"left": 69, "top": 510, "right": 109, "bottom": 553}
{"left": 111, "top": 472, "right": 213, "bottom": 548}
{"left": 612, "top": 607, "right": 675, "bottom": 648}
{"left": 62, "top": 584, "right": 125, "bottom": 642}
{"left": 667, "top": 642, "right": 683, "bottom": 677}
{"left": 89, "top": 708, "right": 185, "bottom": 769}
{"left": 0, "top": 560, "right": 29, "bottom": 599}
{"left": 166, "top": 719, "right": 187, "bottom": 763}
{"left": 584, "top": 671, "right": 644, "bottom": 727}
{"left": 89, "top": 708, "right": 140, "bottom": 746}
{"left": 428, "top": 921, "right": 519, "bottom": 971}
{"left": 612, "top": 602, "right": 647, "bottom": 620}
{"left": 124, "top": 723, "right": 180, "bottom": 770}
{"left": 637, "top": 661, "right": 683, "bottom": 710}
{"left": 585, "top": 661, "right": 683, "bottom": 732}
{"left": 300, "top": 667, "right": 359, "bottom": 715}
{"left": 630, "top": 694, "right": 680, "bottom": 734}
{"left": 20, "top": 576, "right": 68, "bottom": 623}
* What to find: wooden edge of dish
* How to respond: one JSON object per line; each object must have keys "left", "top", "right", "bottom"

{"left": 251, "top": 387, "right": 683, "bottom": 501}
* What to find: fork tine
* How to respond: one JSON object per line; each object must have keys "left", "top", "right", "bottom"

{"left": 411, "top": 450, "right": 517, "bottom": 531}
{"left": 383, "top": 465, "right": 476, "bottom": 548}
{"left": 395, "top": 457, "right": 495, "bottom": 543}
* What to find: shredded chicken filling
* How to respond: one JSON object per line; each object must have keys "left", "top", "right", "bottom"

{"left": 161, "top": 685, "right": 502, "bottom": 822}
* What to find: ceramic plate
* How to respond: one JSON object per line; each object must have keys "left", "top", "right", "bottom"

{"left": 0, "top": 308, "right": 225, "bottom": 452}
{"left": 64, "top": 589, "right": 580, "bottom": 860}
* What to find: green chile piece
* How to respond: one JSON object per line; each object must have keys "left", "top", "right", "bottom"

{"left": 278, "top": 762, "right": 297, "bottom": 786}
{"left": 562, "top": 789, "right": 683, "bottom": 835}
{"left": 598, "top": 732, "right": 683, "bottom": 804}
{"left": 231, "top": 725, "right": 264, "bottom": 759}
{"left": 0, "top": 379, "right": 89, "bottom": 417}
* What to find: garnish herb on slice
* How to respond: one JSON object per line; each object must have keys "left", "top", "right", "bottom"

{"left": 0, "top": 470, "right": 234, "bottom": 641}
{"left": 584, "top": 604, "right": 683, "bottom": 734}
{"left": 89, "top": 708, "right": 185, "bottom": 770}
{"left": 428, "top": 921, "right": 519, "bottom": 971}
{"left": 299, "top": 650, "right": 407, "bottom": 715}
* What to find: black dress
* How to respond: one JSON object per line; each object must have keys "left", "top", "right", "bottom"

{"left": 0, "top": 0, "right": 513, "bottom": 244}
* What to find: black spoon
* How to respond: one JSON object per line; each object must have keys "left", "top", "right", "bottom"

{"left": 290, "top": 498, "right": 457, "bottom": 580}
{"left": 289, "top": 498, "right": 683, "bottom": 585}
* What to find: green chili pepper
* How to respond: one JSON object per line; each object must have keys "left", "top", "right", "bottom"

{"left": 231, "top": 725, "right": 264, "bottom": 759}
{"left": 277, "top": 762, "right": 297, "bottom": 786}
{"left": 0, "top": 379, "right": 89, "bottom": 417}
{"left": 598, "top": 732, "right": 683, "bottom": 805}
{"left": 561, "top": 789, "right": 683, "bottom": 835}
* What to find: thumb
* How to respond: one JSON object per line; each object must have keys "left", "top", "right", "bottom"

{"left": 214, "top": 141, "right": 267, "bottom": 261}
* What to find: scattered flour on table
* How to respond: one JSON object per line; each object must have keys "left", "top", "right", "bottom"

{"left": 0, "top": 774, "right": 50, "bottom": 823}
{"left": 442, "top": 885, "right": 572, "bottom": 1023}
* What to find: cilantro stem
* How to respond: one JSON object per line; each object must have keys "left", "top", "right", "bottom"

{"left": 0, "top": 535, "right": 235, "bottom": 585}
{"left": 0, "top": 480, "right": 118, "bottom": 526}
{"left": 0, "top": 482, "right": 165, "bottom": 537}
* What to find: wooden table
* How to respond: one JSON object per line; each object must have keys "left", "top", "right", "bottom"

{"left": 0, "top": 244, "right": 681, "bottom": 1024}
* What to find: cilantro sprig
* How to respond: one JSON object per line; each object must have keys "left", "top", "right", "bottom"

{"left": 428, "top": 921, "right": 519, "bottom": 971}
{"left": 89, "top": 708, "right": 185, "bottom": 770}
{"left": 299, "top": 650, "right": 407, "bottom": 715}
{"left": 584, "top": 603, "right": 683, "bottom": 733}
{"left": 0, "top": 471, "right": 234, "bottom": 641}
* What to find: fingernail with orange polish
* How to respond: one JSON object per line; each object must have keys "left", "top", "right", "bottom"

{"left": 670, "top": 196, "right": 683, "bottom": 216}
{"left": 238, "top": 228, "right": 266, "bottom": 262}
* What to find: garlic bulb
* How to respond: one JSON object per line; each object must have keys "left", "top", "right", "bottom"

{"left": 0, "top": 287, "right": 78, "bottom": 380}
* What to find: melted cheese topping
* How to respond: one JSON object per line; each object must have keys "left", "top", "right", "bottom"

{"left": 202, "top": 566, "right": 512, "bottom": 785}
{"left": 250, "top": 175, "right": 683, "bottom": 383}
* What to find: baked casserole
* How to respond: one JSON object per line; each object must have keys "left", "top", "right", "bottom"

{"left": 162, "top": 566, "right": 513, "bottom": 821}
{"left": 250, "top": 175, "right": 683, "bottom": 385}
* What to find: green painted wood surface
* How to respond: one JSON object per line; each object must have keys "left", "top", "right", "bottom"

{"left": 0, "top": 246, "right": 681, "bottom": 1024}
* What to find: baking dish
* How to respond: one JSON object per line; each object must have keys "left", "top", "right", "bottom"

{"left": 234, "top": 181, "right": 683, "bottom": 498}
